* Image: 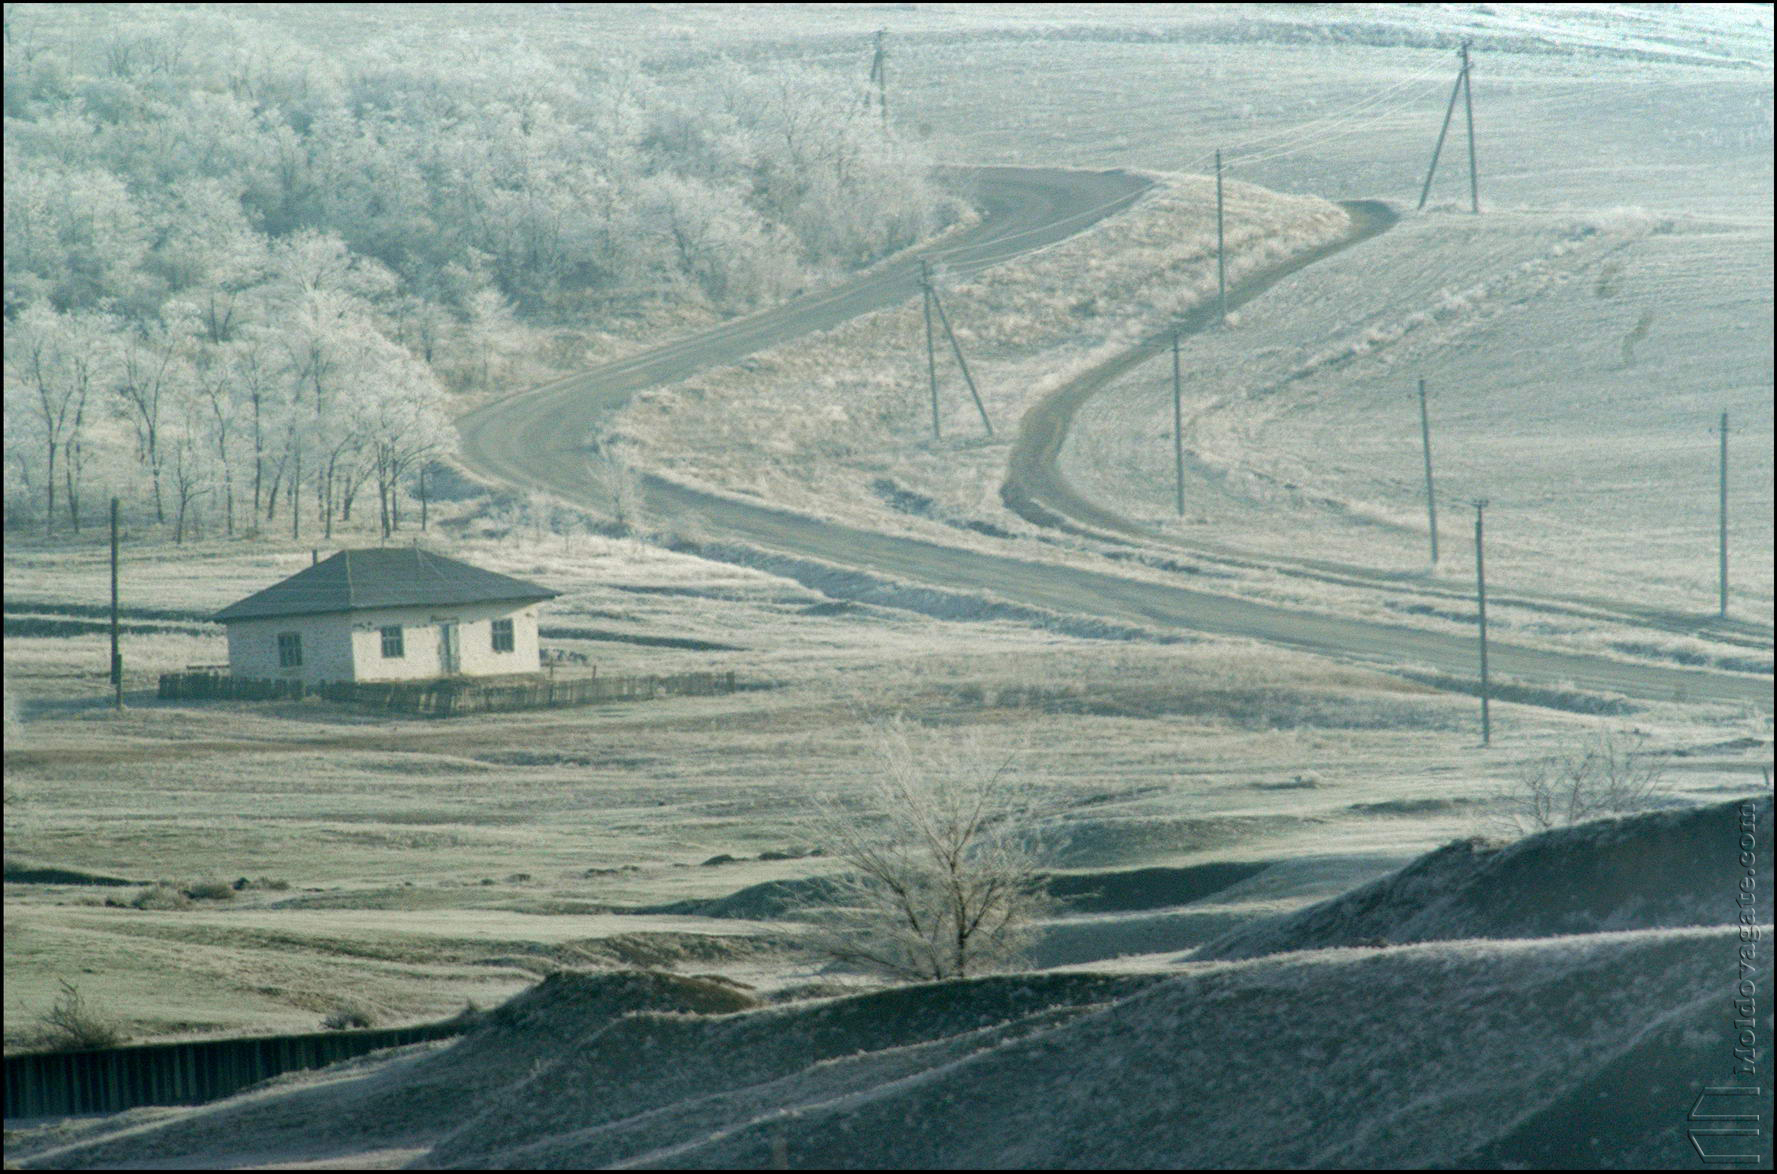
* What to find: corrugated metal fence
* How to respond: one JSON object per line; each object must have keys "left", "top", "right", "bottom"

{"left": 4, "top": 1019, "right": 468, "bottom": 1119}
{"left": 157, "top": 670, "right": 738, "bottom": 716}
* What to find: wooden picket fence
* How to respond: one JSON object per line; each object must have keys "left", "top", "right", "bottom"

{"left": 4, "top": 1018, "right": 469, "bottom": 1119}
{"left": 158, "top": 670, "right": 738, "bottom": 717}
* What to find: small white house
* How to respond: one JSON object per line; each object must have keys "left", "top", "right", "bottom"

{"left": 213, "top": 548, "right": 559, "bottom": 685}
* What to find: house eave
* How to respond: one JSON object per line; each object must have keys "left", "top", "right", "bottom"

{"left": 213, "top": 592, "right": 558, "bottom": 625}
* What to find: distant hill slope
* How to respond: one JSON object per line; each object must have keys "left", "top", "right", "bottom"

{"left": 1192, "top": 795, "right": 1771, "bottom": 961}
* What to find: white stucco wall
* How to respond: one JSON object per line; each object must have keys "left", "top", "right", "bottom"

{"left": 345, "top": 601, "right": 543, "bottom": 682}
{"left": 224, "top": 601, "right": 543, "bottom": 684}
{"left": 224, "top": 613, "right": 355, "bottom": 682}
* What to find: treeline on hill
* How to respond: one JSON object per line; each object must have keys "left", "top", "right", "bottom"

{"left": 2, "top": 7, "right": 956, "bottom": 540}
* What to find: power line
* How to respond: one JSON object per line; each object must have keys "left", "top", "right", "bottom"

{"left": 1417, "top": 378, "right": 1439, "bottom": 564}
{"left": 921, "top": 259, "right": 940, "bottom": 440}
{"left": 867, "top": 29, "right": 887, "bottom": 129}
{"left": 1474, "top": 497, "right": 1491, "bottom": 747}
{"left": 1717, "top": 410, "right": 1729, "bottom": 617}
{"left": 1215, "top": 148, "right": 1227, "bottom": 326}
{"left": 1193, "top": 59, "right": 1449, "bottom": 169}
{"left": 1418, "top": 42, "right": 1481, "bottom": 213}
{"left": 927, "top": 275, "right": 993, "bottom": 436}
{"left": 1172, "top": 328, "right": 1185, "bottom": 517}
{"left": 1220, "top": 71, "right": 1451, "bottom": 169}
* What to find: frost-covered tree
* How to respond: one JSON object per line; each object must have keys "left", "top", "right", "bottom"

{"left": 4, "top": 304, "right": 117, "bottom": 532}
{"left": 801, "top": 720, "right": 1055, "bottom": 982}
{"left": 1484, "top": 728, "right": 1672, "bottom": 838}
{"left": 112, "top": 317, "right": 190, "bottom": 523}
{"left": 163, "top": 377, "right": 215, "bottom": 543}
{"left": 590, "top": 443, "right": 646, "bottom": 535}
{"left": 4, "top": 7, "right": 957, "bottom": 539}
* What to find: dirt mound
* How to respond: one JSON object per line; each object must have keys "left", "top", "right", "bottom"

{"left": 1044, "top": 814, "right": 1301, "bottom": 868}
{"left": 669, "top": 875, "right": 844, "bottom": 920}
{"left": 17, "top": 929, "right": 1765, "bottom": 1168}
{"left": 423, "top": 972, "right": 1162, "bottom": 1169}
{"left": 1044, "top": 862, "right": 1269, "bottom": 912}
{"left": 4, "top": 857, "right": 137, "bottom": 887}
{"left": 1464, "top": 989, "right": 1774, "bottom": 1168}
{"left": 1193, "top": 795, "right": 1770, "bottom": 961}
{"left": 430, "top": 928, "right": 1765, "bottom": 1169}
{"left": 658, "top": 863, "right": 1269, "bottom": 923}
{"left": 7, "top": 971, "right": 758, "bottom": 1170}
{"left": 484, "top": 969, "right": 759, "bottom": 1028}
{"left": 1031, "top": 908, "right": 1253, "bottom": 967}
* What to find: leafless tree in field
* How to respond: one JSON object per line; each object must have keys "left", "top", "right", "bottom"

{"left": 1484, "top": 727, "right": 1670, "bottom": 838}
{"left": 591, "top": 443, "right": 646, "bottom": 535}
{"left": 34, "top": 980, "right": 125, "bottom": 1052}
{"left": 800, "top": 719, "right": 1055, "bottom": 982}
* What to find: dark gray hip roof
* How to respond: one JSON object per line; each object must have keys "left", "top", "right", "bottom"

{"left": 214, "top": 548, "right": 558, "bottom": 623}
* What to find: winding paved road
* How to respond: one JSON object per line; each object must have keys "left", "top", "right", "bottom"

{"left": 458, "top": 167, "right": 1154, "bottom": 491}
{"left": 458, "top": 168, "right": 1770, "bottom": 709}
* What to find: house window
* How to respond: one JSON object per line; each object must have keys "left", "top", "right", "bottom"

{"left": 491, "top": 618, "right": 515, "bottom": 653}
{"left": 380, "top": 625, "right": 404, "bottom": 658}
{"left": 277, "top": 632, "right": 303, "bottom": 667}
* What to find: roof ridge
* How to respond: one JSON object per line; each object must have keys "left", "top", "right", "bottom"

{"left": 419, "top": 547, "right": 449, "bottom": 586}
{"left": 213, "top": 546, "right": 557, "bottom": 623}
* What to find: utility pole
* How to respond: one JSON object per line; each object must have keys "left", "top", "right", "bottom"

{"left": 1172, "top": 328, "right": 1185, "bottom": 517}
{"left": 927, "top": 278, "right": 993, "bottom": 436}
{"left": 1461, "top": 41, "right": 1479, "bottom": 214}
{"left": 1417, "top": 46, "right": 1467, "bottom": 211}
{"left": 1474, "top": 498, "right": 1490, "bottom": 746}
{"left": 109, "top": 497, "right": 122, "bottom": 711}
{"left": 921, "top": 259, "right": 940, "bottom": 440}
{"left": 1417, "top": 378, "right": 1439, "bottom": 563}
{"left": 1215, "top": 149, "right": 1228, "bottom": 325}
{"left": 1719, "top": 411, "right": 1729, "bottom": 618}
{"left": 868, "top": 29, "right": 887, "bottom": 130}
{"left": 419, "top": 464, "right": 429, "bottom": 532}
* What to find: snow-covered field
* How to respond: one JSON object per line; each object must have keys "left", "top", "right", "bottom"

{"left": 581, "top": 3, "right": 1773, "bottom": 681}
{"left": 956, "top": 9, "right": 1774, "bottom": 622}
{"left": 1063, "top": 155, "right": 1772, "bottom": 627}
{"left": 612, "top": 173, "right": 1350, "bottom": 522}
{"left": 4, "top": 5, "right": 1772, "bottom": 1168}
{"left": 8, "top": 801, "right": 1770, "bottom": 1169}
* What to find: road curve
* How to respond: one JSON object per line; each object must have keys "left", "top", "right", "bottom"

{"left": 457, "top": 170, "right": 1770, "bottom": 709}
{"left": 1001, "top": 200, "right": 1775, "bottom": 650}
{"left": 457, "top": 167, "right": 1155, "bottom": 497}
{"left": 1003, "top": 200, "right": 1398, "bottom": 538}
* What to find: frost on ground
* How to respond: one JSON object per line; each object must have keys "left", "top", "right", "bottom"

{"left": 11, "top": 935, "right": 1768, "bottom": 1169}
{"left": 1064, "top": 207, "right": 1774, "bottom": 623}
{"left": 4, "top": 6, "right": 1771, "bottom": 1169}
{"left": 1193, "top": 794, "right": 1773, "bottom": 958}
{"left": 610, "top": 173, "right": 1350, "bottom": 534}
{"left": 10, "top": 797, "right": 1769, "bottom": 1170}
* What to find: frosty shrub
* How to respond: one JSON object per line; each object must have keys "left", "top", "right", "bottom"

{"left": 34, "top": 980, "right": 125, "bottom": 1052}
{"left": 321, "top": 1003, "right": 377, "bottom": 1031}
{"left": 592, "top": 447, "right": 647, "bottom": 536}
{"left": 131, "top": 883, "right": 192, "bottom": 911}
{"left": 1485, "top": 728, "right": 1670, "bottom": 838}
{"left": 800, "top": 719, "right": 1055, "bottom": 982}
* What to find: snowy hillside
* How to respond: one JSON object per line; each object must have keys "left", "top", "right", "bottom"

{"left": 12, "top": 796, "right": 1769, "bottom": 1170}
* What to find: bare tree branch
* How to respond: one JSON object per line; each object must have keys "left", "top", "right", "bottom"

{"left": 798, "top": 718, "right": 1055, "bottom": 982}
